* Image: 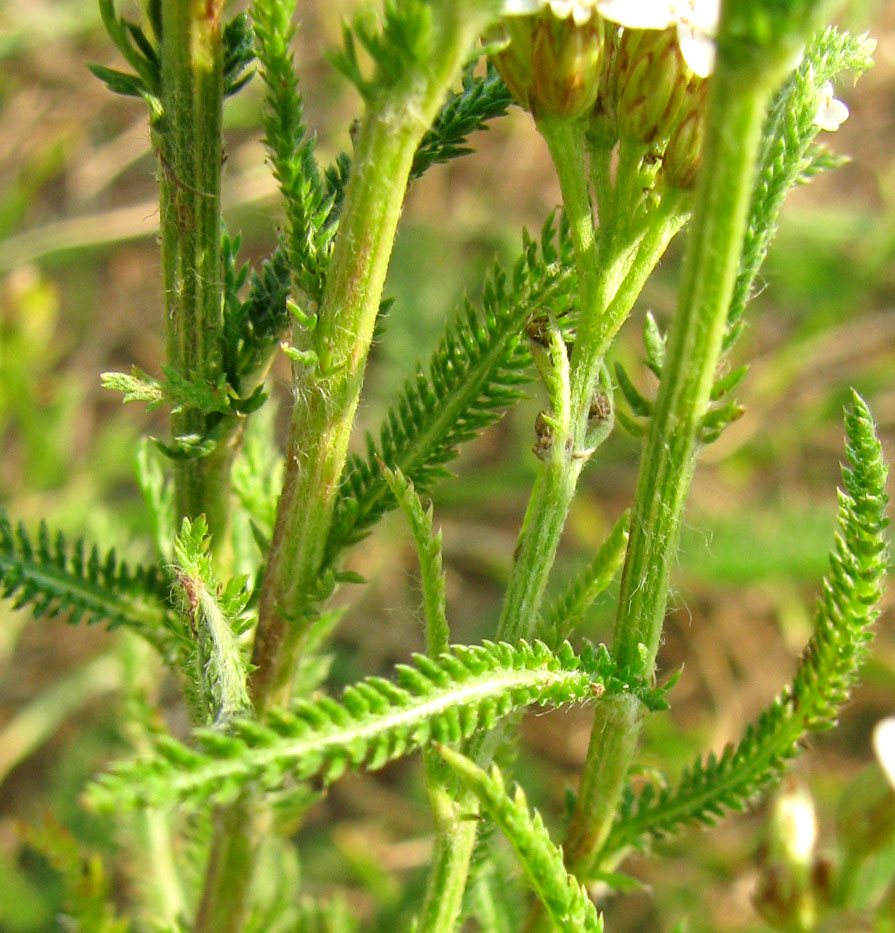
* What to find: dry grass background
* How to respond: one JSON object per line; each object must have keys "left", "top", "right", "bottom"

{"left": 1, "top": 1, "right": 894, "bottom": 930}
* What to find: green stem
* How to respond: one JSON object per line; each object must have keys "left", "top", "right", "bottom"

{"left": 416, "top": 791, "right": 480, "bottom": 933}
{"left": 195, "top": 8, "right": 504, "bottom": 931}
{"left": 497, "top": 119, "right": 686, "bottom": 646}
{"left": 564, "top": 59, "right": 786, "bottom": 878}
{"left": 435, "top": 118, "right": 686, "bottom": 933}
{"left": 158, "top": 0, "right": 232, "bottom": 551}
{"left": 494, "top": 117, "right": 597, "bottom": 646}
{"left": 250, "top": 6, "right": 498, "bottom": 713}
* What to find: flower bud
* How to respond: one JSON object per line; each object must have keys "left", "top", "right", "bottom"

{"left": 490, "top": 8, "right": 603, "bottom": 119}
{"left": 663, "top": 80, "right": 707, "bottom": 189}
{"left": 610, "top": 27, "right": 696, "bottom": 145}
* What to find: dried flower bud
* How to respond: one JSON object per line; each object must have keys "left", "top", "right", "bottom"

{"left": 533, "top": 409, "right": 555, "bottom": 460}
{"left": 490, "top": 9, "right": 603, "bottom": 119}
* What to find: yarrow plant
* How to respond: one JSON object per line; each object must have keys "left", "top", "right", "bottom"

{"left": 1, "top": 0, "right": 890, "bottom": 930}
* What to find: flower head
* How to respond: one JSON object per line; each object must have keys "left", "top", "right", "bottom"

{"left": 596, "top": 0, "right": 720, "bottom": 77}
{"left": 501, "top": 0, "right": 601, "bottom": 25}
{"left": 813, "top": 81, "right": 849, "bottom": 132}
{"left": 490, "top": 5, "right": 604, "bottom": 119}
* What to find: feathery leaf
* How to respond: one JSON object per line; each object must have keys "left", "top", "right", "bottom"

{"left": 597, "top": 392, "right": 889, "bottom": 864}
{"left": 439, "top": 748, "right": 602, "bottom": 932}
{"left": 90, "top": 640, "right": 662, "bottom": 810}
{"left": 724, "top": 28, "right": 875, "bottom": 350}
{"left": 0, "top": 510, "right": 170, "bottom": 652}
{"left": 252, "top": 0, "right": 331, "bottom": 307}
{"left": 172, "top": 518, "right": 253, "bottom": 725}
{"left": 411, "top": 63, "right": 513, "bottom": 178}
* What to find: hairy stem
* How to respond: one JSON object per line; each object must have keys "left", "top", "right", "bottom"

{"left": 158, "top": 0, "right": 231, "bottom": 546}
{"left": 196, "top": 6, "right": 505, "bottom": 930}
{"left": 498, "top": 117, "right": 686, "bottom": 646}
{"left": 495, "top": 117, "right": 599, "bottom": 646}
{"left": 250, "top": 5, "right": 501, "bottom": 714}
{"left": 564, "top": 55, "right": 789, "bottom": 878}
{"left": 427, "top": 117, "right": 686, "bottom": 932}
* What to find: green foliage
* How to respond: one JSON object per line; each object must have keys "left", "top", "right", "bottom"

{"left": 616, "top": 29, "right": 873, "bottom": 445}
{"left": 22, "top": 817, "right": 131, "bottom": 933}
{"left": 220, "top": 234, "right": 292, "bottom": 408}
{"left": 171, "top": 517, "right": 253, "bottom": 725}
{"left": 230, "top": 404, "right": 285, "bottom": 548}
{"left": 540, "top": 509, "right": 631, "bottom": 648}
{"left": 325, "top": 214, "right": 575, "bottom": 565}
{"left": 90, "top": 640, "right": 662, "bottom": 810}
{"left": 252, "top": 0, "right": 332, "bottom": 308}
{"left": 329, "top": 0, "right": 435, "bottom": 101}
{"left": 439, "top": 748, "right": 602, "bottom": 932}
{"left": 91, "top": 0, "right": 161, "bottom": 118}
{"left": 410, "top": 63, "right": 513, "bottom": 179}
{"left": 463, "top": 847, "right": 524, "bottom": 933}
{"left": 724, "top": 28, "right": 875, "bottom": 350}
{"left": 382, "top": 465, "right": 449, "bottom": 654}
{"left": 91, "top": 2, "right": 254, "bottom": 117}
{"left": 233, "top": 46, "right": 514, "bottom": 365}
{"left": 101, "top": 367, "right": 233, "bottom": 416}
{"left": 0, "top": 510, "right": 170, "bottom": 651}
{"left": 596, "top": 393, "right": 889, "bottom": 865}
{"left": 223, "top": 13, "right": 256, "bottom": 97}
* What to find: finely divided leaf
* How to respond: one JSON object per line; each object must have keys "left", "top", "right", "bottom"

{"left": 597, "top": 392, "right": 888, "bottom": 865}
{"left": 90, "top": 640, "right": 661, "bottom": 810}
{"left": 0, "top": 511, "right": 170, "bottom": 651}
{"left": 440, "top": 748, "right": 602, "bottom": 932}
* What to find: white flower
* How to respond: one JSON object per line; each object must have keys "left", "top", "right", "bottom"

{"left": 500, "top": 0, "right": 600, "bottom": 25}
{"left": 596, "top": 0, "right": 720, "bottom": 77}
{"left": 500, "top": 0, "right": 547, "bottom": 14}
{"left": 773, "top": 779, "right": 818, "bottom": 868}
{"left": 814, "top": 81, "right": 849, "bottom": 132}
{"left": 873, "top": 717, "right": 895, "bottom": 790}
{"left": 548, "top": 0, "right": 601, "bottom": 25}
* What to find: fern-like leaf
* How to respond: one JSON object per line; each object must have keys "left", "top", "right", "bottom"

{"left": 0, "top": 511, "right": 171, "bottom": 652}
{"left": 597, "top": 391, "right": 888, "bottom": 865}
{"left": 172, "top": 518, "right": 252, "bottom": 726}
{"left": 410, "top": 63, "right": 513, "bottom": 178}
{"left": 439, "top": 748, "right": 602, "bottom": 932}
{"left": 252, "top": 0, "right": 331, "bottom": 307}
{"left": 724, "top": 28, "right": 875, "bottom": 350}
{"left": 220, "top": 232, "right": 291, "bottom": 408}
{"left": 89, "top": 640, "right": 662, "bottom": 810}
{"left": 325, "top": 215, "right": 575, "bottom": 565}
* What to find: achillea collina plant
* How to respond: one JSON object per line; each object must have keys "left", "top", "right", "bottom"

{"left": 1, "top": 0, "right": 888, "bottom": 930}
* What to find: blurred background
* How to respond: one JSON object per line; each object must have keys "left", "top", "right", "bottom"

{"left": 1, "top": 0, "right": 894, "bottom": 930}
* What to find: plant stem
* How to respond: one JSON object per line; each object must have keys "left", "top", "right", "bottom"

{"left": 158, "top": 0, "right": 230, "bottom": 548}
{"left": 195, "top": 8, "right": 504, "bottom": 930}
{"left": 494, "top": 117, "right": 598, "bottom": 645}
{"left": 250, "top": 6, "right": 499, "bottom": 714}
{"left": 496, "top": 118, "right": 685, "bottom": 646}
{"left": 564, "top": 57, "right": 787, "bottom": 878}
{"left": 416, "top": 793, "right": 480, "bottom": 933}
{"left": 429, "top": 118, "right": 686, "bottom": 933}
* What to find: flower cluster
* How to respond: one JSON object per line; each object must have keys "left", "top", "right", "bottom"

{"left": 495, "top": 0, "right": 850, "bottom": 189}
{"left": 597, "top": 0, "right": 719, "bottom": 77}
